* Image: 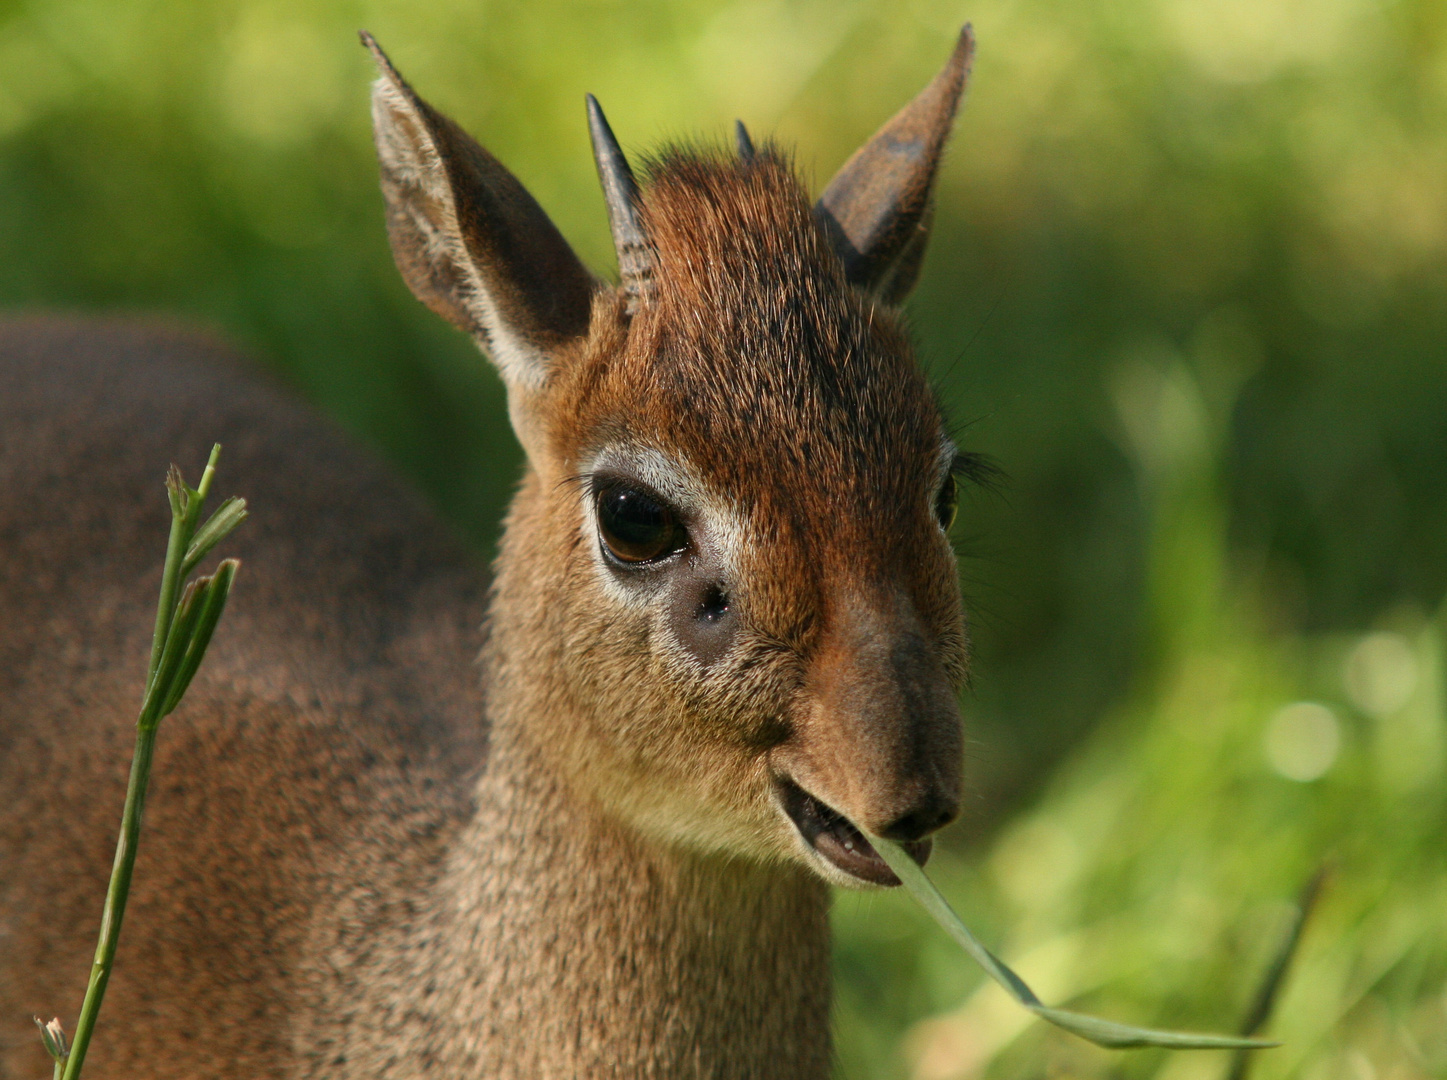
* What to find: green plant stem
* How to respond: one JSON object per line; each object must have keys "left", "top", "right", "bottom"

{"left": 61, "top": 519, "right": 193, "bottom": 1080}
{"left": 145, "top": 444, "right": 218, "bottom": 689}
{"left": 60, "top": 723, "right": 159, "bottom": 1080}
{"left": 60, "top": 444, "right": 238, "bottom": 1080}
{"left": 145, "top": 489, "right": 188, "bottom": 688}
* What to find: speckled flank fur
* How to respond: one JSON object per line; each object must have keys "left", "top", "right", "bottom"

{"left": 0, "top": 26, "right": 976, "bottom": 1079}
{"left": 0, "top": 320, "right": 488, "bottom": 1078}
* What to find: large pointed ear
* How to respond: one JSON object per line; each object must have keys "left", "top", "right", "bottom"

{"left": 362, "top": 32, "right": 596, "bottom": 391}
{"left": 815, "top": 25, "right": 975, "bottom": 305}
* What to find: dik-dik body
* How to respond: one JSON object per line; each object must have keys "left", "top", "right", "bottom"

{"left": 0, "top": 27, "right": 978, "bottom": 1078}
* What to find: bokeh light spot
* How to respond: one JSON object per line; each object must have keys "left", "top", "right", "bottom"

{"left": 1344, "top": 631, "right": 1418, "bottom": 718}
{"left": 1265, "top": 701, "right": 1341, "bottom": 782}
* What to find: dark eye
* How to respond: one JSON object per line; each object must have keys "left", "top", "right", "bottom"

{"left": 935, "top": 473, "right": 959, "bottom": 532}
{"left": 595, "top": 481, "right": 687, "bottom": 565}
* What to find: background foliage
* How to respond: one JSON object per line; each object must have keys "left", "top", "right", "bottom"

{"left": 1, "top": 0, "right": 1442, "bottom": 1076}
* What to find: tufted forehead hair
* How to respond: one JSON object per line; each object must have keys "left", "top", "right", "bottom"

{"left": 641, "top": 147, "right": 845, "bottom": 312}
{"left": 566, "top": 148, "right": 946, "bottom": 547}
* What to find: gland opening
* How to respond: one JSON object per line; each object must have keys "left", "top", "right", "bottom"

{"left": 698, "top": 584, "right": 730, "bottom": 623}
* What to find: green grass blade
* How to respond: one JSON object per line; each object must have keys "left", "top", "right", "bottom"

{"left": 146, "top": 466, "right": 191, "bottom": 691}
{"left": 137, "top": 577, "right": 207, "bottom": 729}
{"left": 159, "top": 560, "right": 238, "bottom": 716}
{"left": 1226, "top": 865, "right": 1328, "bottom": 1080}
{"left": 180, "top": 497, "right": 247, "bottom": 579}
{"left": 192, "top": 443, "right": 221, "bottom": 503}
{"left": 1032, "top": 1007, "right": 1276, "bottom": 1050}
{"left": 870, "top": 835, "right": 1279, "bottom": 1052}
{"left": 145, "top": 445, "right": 222, "bottom": 691}
{"left": 870, "top": 837, "right": 1041, "bottom": 1005}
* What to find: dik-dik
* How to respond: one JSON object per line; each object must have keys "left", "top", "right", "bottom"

{"left": 0, "top": 26, "right": 978, "bottom": 1078}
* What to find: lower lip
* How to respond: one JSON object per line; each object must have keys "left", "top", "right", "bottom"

{"left": 774, "top": 777, "right": 932, "bottom": 886}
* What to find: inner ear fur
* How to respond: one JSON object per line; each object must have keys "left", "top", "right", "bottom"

{"left": 363, "top": 32, "right": 596, "bottom": 389}
{"left": 815, "top": 25, "right": 975, "bottom": 305}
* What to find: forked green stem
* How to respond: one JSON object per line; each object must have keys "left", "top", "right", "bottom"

{"left": 57, "top": 446, "right": 244, "bottom": 1080}
{"left": 145, "top": 444, "right": 219, "bottom": 689}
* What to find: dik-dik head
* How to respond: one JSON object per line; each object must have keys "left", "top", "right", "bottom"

{"left": 366, "top": 29, "right": 978, "bottom": 887}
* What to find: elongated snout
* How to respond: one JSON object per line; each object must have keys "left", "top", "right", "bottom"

{"left": 777, "top": 591, "right": 963, "bottom": 846}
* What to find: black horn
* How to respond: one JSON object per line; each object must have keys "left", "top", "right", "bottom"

{"left": 586, "top": 94, "right": 653, "bottom": 314}
{"left": 735, "top": 119, "right": 755, "bottom": 160}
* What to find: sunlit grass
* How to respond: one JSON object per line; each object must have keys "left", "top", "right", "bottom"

{"left": 871, "top": 831, "right": 1274, "bottom": 1050}
{"left": 833, "top": 367, "right": 1447, "bottom": 1079}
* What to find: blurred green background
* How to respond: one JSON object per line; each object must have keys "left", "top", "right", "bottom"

{"left": 1, "top": 0, "right": 1442, "bottom": 1076}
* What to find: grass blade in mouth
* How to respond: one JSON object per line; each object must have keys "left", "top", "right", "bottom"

{"left": 869, "top": 835, "right": 1279, "bottom": 1052}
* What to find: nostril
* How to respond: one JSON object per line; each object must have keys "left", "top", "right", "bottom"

{"left": 877, "top": 798, "right": 958, "bottom": 843}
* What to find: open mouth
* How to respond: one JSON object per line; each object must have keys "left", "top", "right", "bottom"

{"left": 774, "top": 776, "right": 932, "bottom": 886}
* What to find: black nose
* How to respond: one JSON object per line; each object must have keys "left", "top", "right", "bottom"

{"left": 876, "top": 793, "right": 959, "bottom": 843}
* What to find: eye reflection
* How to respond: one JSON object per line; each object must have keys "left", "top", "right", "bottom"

{"left": 595, "top": 480, "right": 687, "bottom": 564}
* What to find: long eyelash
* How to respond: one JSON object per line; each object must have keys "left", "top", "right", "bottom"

{"left": 556, "top": 473, "right": 590, "bottom": 495}
{"left": 950, "top": 450, "right": 1004, "bottom": 491}
{"left": 938, "top": 410, "right": 1005, "bottom": 493}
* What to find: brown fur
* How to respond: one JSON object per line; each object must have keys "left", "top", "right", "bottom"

{"left": 1, "top": 28, "right": 975, "bottom": 1078}
{"left": 818, "top": 25, "right": 975, "bottom": 301}
{"left": 0, "top": 319, "right": 487, "bottom": 1077}
{"left": 536, "top": 154, "right": 967, "bottom": 843}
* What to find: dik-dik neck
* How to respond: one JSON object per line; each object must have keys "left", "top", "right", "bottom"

{"left": 417, "top": 723, "right": 834, "bottom": 1078}
{"left": 362, "top": 474, "right": 838, "bottom": 1076}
